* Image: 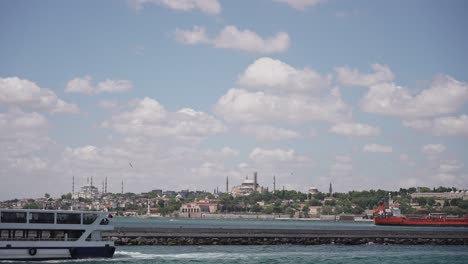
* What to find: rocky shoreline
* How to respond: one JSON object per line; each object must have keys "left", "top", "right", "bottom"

{"left": 105, "top": 227, "right": 468, "bottom": 246}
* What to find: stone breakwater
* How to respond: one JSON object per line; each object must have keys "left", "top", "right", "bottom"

{"left": 104, "top": 227, "right": 468, "bottom": 246}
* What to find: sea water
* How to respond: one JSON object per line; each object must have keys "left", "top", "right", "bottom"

{"left": 2, "top": 245, "right": 468, "bottom": 264}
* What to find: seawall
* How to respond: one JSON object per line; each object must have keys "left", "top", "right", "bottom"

{"left": 104, "top": 227, "right": 468, "bottom": 246}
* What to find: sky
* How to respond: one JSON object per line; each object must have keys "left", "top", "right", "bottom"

{"left": 1, "top": 0, "right": 467, "bottom": 200}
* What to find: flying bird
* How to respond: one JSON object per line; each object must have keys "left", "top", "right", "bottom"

{"left": 129, "top": 162, "right": 133, "bottom": 168}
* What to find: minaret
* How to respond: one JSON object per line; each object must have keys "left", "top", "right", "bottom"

{"left": 329, "top": 182, "right": 332, "bottom": 196}
{"left": 102, "top": 180, "right": 104, "bottom": 195}
{"left": 226, "top": 176, "right": 229, "bottom": 193}
{"left": 273, "top": 175, "right": 276, "bottom": 192}
{"left": 71, "top": 176, "right": 75, "bottom": 211}
{"left": 253, "top": 171, "right": 258, "bottom": 191}
{"left": 90, "top": 176, "right": 93, "bottom": 187}
{"left": 105, "top": 177, "right": 108, "bottom": 193}
{"left": 121, "top": 180, "right": 124, "bottom": 194}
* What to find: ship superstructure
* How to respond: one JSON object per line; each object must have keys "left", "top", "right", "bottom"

{"left": 0, "top": 209, "right": 115, "bottom": 260}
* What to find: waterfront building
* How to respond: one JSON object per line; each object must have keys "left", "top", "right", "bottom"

{"left": 179, "top": 199, "right": 218, "bottom": 217}
{"left": 410, "top": 190, "right": 468, "bottom": 200}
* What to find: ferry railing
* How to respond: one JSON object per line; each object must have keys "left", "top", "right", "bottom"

{"left": 0, "top": 237, "right": 80, "bottom": 241}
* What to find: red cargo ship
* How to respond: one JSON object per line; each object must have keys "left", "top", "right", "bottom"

{"left": 373, "top": 193, "right": 468, "bottom": 227}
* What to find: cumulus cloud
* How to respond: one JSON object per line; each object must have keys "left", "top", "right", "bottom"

{"left": 363, "top": 143, "right": 393, "bottom": 153}
{"left": 249, "top": 147, "right": 309, "bottom": 164}
{"left": 329, "top": 122, "right": 380, "bottom": 137}
{"left": 404, "top": 115, "right": 468, "bottom": 137}
{"left": 215, "top": 88, "right": 349, "bottom": 124}
{"left": 335, "top": 64, "right": 394, "bottom": 87}
{"left": 241, "top": 125, "right": 300, "bottom": 141}
{"left": 361, "top": 75, "right": 468, "bottom": 118}
{"left": 428, "top": 159, "right": 466, "bottom": 187}
{"left": 128, "top": 0, "right": 221, "bottom": 15}
{"left": 102, "top": 97, "right": 225, "bottom": 141}
{"left": 439, "top": 160, "right": 463, "bottom": 173}
{"left": 220, "top": 147, "right": 240, "bottom": 157}
{"left": 215, "top": 58, "right": 351, "bottom": 125}
{"left": 65, "top": 76, "right": 132, "bottom": 95}
{"left": 273, "top": 0, "right": 324, "bottom": 10}
{"left": 175, "top": 25, "right": 290, "bottom": 53}
{"left": 421, "top": 144, "right": 446, "bottom": 156}
{"left": 0, "top": 77, "right": 79, "bottom": 113}
{"left": 238, "top": 57, "right": 330, "bottom": 92}
{"left": 0, "top": 110, "right": 54, "bottom": 198}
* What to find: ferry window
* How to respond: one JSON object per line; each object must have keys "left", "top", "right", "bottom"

{"left": 1, "top": 212, "right": 27, "bottom": 223}
{"left": 29, "top": 212, "right": 54, "bottom": 224}
{"left": 67, "top": 230, "right": 84, "bottom": 240}
{"left": 56, "top": 213, "right": 81, "bottom": 224}
{"left": 83, "top": 213, "right": 98, "bottom": 225}
{"left": 0, "top": 230, "right": 9, "bottom": 239}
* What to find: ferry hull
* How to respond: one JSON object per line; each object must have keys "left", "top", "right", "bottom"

{"left": 374, "top": 216, "right": 468, "bottom": 227}
{"left": 0, "top": 246, "right": 115, "bottom": 261}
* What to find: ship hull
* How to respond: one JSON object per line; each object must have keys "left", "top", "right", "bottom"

{"left": 0, "top": 246, "right": 115, "bottom": 261}
{"left": 374, "top": 216, "right": 468, "bottom": 227}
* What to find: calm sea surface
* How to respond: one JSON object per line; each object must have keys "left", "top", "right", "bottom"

{"left": 3, "top": 245, "right": 468, "bottom": 264}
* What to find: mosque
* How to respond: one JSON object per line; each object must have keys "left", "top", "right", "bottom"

{"left": 72, "top": 177, "right": 100, "bottom": 200}
{"left": 230, "top": 172, "right": 261, "bottom": 197}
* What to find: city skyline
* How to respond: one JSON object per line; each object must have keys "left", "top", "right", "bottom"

{"left": 1, "top": 0, "right": 468, "bottom": 200}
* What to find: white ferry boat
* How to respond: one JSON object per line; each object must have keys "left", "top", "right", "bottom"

{"left": 0, "top": 209, "right": 115, "bottom": 261}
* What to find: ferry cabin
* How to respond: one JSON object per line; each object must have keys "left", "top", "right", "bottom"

{"left": 0, "top": 209, "right": 115, "bottom": 260}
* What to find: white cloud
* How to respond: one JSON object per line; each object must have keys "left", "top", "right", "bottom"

{"left": 0, "top": 110, "right": 47, "bottom": 138}
{"left": 363, "top": 144, "right": 393, "bottom": 153}
{"left": 249, "top": 147, "right": 309, "bottom": 164}
{"left": 439, "top": 160, "right": 463, "bottom": 173}
{"left": 238, "top": 57, "right": 330, "bottom": 92}
{"left": 273, "top": 0, "right": 323, "bottom": 10}
{"left": 215, "top": 88, "right": 349, "bottom": 124}
{"left": 221, "top": 147, "right": 239, "bottom": 157}
{"left": 421, "top": 144, "right": 446, "bottom": 156}
{"left": 0, "top": 77, "right": 79, "bottom": 113}
{"left": 335, "top": 64, "right": 394, "bottom": 87}
{"left": 216, "top": 58, "right": 350, "bottom": 125}
{"left": 175, "top": 25, "right": 290, "bottom": 53}
{"left": 128, "top": 0, "right": 221, "bottom": 15}
{"left": 103, "top": 97, "right": 225, "bottom": 141}
{"left": 428, "top": 160, "right": 466, "bottom": 187}
{"left": 174, "top": 26, "right": 209, "bottom": 44}
{"left": 404, "top": 115, "right": 468, "bottom": 137}
{"left": 329, "top": 122, "right": 380, "bottom": 137}
{"left": 0, "top": 110, "right": 54, "bottom": 197}
{"left": 241, "top": 125, "right": 300, "bottom": 141}
{"left": 361, "top": 75, "right": 468, "bottom": 118}
{"left": 65, "top": 76, "right": 132, "bottom": 95}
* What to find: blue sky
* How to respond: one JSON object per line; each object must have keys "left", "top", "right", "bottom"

{"left": 1, "top": 0, "right": 467, "bottom": 200}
